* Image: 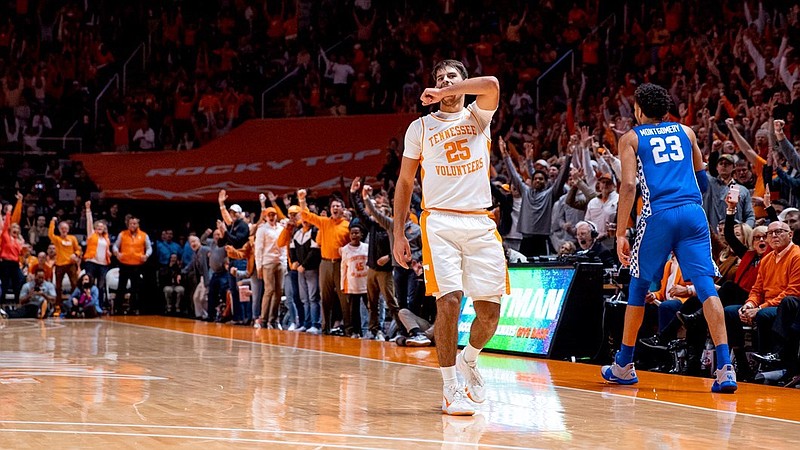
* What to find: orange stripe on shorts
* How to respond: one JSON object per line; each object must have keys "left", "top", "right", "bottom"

{"left": 494, "top": 229, "right": 511, "bottom": 295}
{"left": 420, "top": 210, "right": 439, "bottom": 296}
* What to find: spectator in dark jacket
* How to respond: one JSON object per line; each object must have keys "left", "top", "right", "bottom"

{"left": 183, "top": 235, "right": 211, "bottom": 319}
{"left": 217, "top": 190, "right": 249, "bottom": 322}
{"left": 159, "top": 253, "right": 184, "bottom": 314}
{"left": 490, "top": 177, "right": 514, "bottom": 237}
{"left": 363, "top": 192, "right": 422, "bottom": 312}
{"left": 290, "top": 215, "right": 322, "bottom": 334}
{"left": 350, "top": 177, "right": 398, "bottom": 340}
{"left": 575, "top": 221, "right": 617, "bottom": 268}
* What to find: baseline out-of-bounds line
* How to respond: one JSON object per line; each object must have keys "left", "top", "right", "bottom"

{"left": 0, "top": 422, "right": 537, "bottom": 449}
{"left": 99, "top": 321, "right": 800, "bottom": 426}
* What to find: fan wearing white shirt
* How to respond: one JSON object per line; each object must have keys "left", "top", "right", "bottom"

{"left": 132, "top": 123, "right": 156, "bottom": 150}
{"left": 83, "top": 201, "right": 112, "bottom": 310}
{"left": 254, "top": 207, "right": 285, "bottom": 329}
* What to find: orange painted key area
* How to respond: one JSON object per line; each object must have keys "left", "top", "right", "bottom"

{"left": 1, "top": 316, "right": 799, "bottom": 449}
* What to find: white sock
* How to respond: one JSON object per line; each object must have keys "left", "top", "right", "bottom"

{"left": 463, "top": 343, "right": 481, "bottom": 364}
{"left": 441, "top": 366, "right": 458, "bottom": 387}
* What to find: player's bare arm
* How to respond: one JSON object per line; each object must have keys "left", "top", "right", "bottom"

{"left": 420, "top": 75, "right": 500, "bottom": 111}
{"left": 392, "top": 156, "right": 420, "bottom": 269}
{"left": 681, "top": 124, "right": 706, "bottom": 172}
{"left": 615, "top": 130, "right": 638, "bottom": 266}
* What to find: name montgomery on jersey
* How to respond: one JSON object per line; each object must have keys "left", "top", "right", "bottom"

{"left": 636, "top": 123, "right": 681, "bottom": 136}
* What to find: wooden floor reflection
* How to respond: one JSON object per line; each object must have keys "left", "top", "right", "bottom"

{"left": 1, "top": 316, "right": 799, "bottom": 449}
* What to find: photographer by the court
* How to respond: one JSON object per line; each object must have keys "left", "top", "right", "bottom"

{"left": 575, "top": 220, "right": 617, "bottom": 268}
{"left": 7, "top": 268, "right": 56, "bottom": 319}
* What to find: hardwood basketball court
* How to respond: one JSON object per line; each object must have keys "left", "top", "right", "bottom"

{"left": 1, "top": 316, "right": 799, "bottom": 448}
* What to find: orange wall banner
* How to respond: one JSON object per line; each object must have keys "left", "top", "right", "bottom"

{"left": 72, "top": 114, "right": 417, "bottom": 201}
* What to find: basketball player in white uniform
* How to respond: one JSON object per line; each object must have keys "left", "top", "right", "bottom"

{"left": 393, "top": 60, "right": 507, "bottom": 416}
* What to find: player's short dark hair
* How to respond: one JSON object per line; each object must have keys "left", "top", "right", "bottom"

{"left": 634, "top": 83, "right": 671, "bottom": 120}
{"left": 532, "top": 170, "right": 547, "bottom": 180}
{"left": 431, "top": 60, "right": 469, "bottom": 82}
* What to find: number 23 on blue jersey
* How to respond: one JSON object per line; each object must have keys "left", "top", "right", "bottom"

{"left": 650, "top": 136, "right": 684, "bottom": 164}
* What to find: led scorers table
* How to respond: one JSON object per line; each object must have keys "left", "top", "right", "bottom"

{"left": 457, "top": 262, "right": 604, "bottom": 359}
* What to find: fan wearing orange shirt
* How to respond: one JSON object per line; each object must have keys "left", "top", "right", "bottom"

{"left": 298, "top": 190, "right": 350, "bottom": 335}
{"left": 48, "top": 217, "right": 81, "bottom": 302}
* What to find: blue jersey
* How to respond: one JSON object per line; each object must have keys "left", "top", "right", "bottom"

{"left": 633, "top": 122, "right": 701, "bottom": 218}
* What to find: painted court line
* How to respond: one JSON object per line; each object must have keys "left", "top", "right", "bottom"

{"left": 518, "top": 381, "right": 800, "bottom": 426}
{"left": 0, "top": 429, "right": 383, "bottom": 449}
{"left": 0, "top": 421, "right": 534, "bottom": 449}
{"left": 86, "top": 321, "right": 800, "bottom": 426}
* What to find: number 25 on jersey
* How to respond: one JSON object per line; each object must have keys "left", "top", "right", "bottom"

{"left": 650, "top": 136, "right": 684, "bottom": 164}
{"left": 444, "top": 139, "right": 471, "bottom": 163}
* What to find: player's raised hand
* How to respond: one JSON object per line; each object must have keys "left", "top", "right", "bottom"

{"left": 498, "top": 137, "right": 508, "bottom": 157}
{"left": 420, "top": 88, "right": 445, "bottom": 106}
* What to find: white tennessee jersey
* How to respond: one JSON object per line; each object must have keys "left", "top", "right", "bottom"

{"left": 340, "top": 242, "right": 368, "bottom": 294}
{"left": 403, "top": 101, "right": 495, "bottom": 212}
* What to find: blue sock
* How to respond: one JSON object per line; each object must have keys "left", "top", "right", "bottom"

{"left": 616, "top": 344, "right": 635, "bottom": 366}
{"left": 716, "top": 344, "right": 731, "bottom": 369}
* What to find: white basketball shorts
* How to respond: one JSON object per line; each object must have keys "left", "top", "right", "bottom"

{"left": 419, "top": 210, "right": 509, "bottom": 302}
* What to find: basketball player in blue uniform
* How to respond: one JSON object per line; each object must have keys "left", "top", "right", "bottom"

{"left": 601, "top": 83, "right": 737, "bottom": 393}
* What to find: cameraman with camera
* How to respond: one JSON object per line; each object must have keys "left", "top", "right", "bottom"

{"left": 7, "top": 268, "right": 56, "bottom": 319}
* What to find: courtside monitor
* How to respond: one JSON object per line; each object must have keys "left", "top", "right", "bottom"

{"left": 457, "top": 265, "right": 576, "bottom": 357}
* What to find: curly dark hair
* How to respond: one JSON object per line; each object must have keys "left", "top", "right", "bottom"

{"left": 634, "top": 83, "right": 671, "bottom": 120}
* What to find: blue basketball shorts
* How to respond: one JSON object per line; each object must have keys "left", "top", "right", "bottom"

{"left": 629, "top": 203, "right": 719, "bottom": 283}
